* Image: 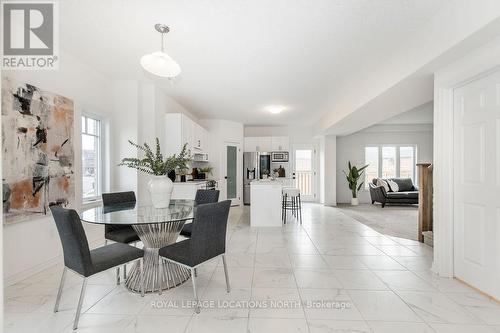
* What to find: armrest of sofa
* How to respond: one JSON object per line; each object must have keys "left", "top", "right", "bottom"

{"left": 369, "top": 183, "right": 387, "bottom": 202}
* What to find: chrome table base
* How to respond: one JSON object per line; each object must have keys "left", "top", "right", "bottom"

{"left": 127, "top": 220, "right": 190, "bottom": 293}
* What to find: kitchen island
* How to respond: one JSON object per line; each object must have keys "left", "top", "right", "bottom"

{"left": 172, "top": 180, "right": 209, "bottom": 200}
{"left": 250, "top": 180, "right": 283, "bottom": 227}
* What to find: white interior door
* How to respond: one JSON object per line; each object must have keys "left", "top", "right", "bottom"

{"left": 221, "top": 142, "right": 241, "bottom": 206}
{"left": 291, "top": 145, "right": 317, "bottom": 201}
{"left": 453, "top": 69, "right": 500, "bottom": 299}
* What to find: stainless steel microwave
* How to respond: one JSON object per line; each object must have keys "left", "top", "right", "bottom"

{"left": 271, "top": 151, "right": 289, "bottom": 162}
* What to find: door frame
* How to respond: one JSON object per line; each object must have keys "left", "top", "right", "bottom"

{"left": 291, "top": 143, "right": 319, "bottom": 202}
{"left": 433, "top": 38, "right": 500, "bottom": 278}
{"left": 221, "top": 141, "right": 242, "bottom": 206}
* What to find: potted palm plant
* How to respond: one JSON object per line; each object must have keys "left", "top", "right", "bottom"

{"left": 343, "top": 161, "right": 369, "bottom": 206}
{"left": 119, "top": 138, "right": 191, "bottom": 208}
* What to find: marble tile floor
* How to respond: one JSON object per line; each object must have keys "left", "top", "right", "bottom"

{"left": 4, "top": 203, "right": 500, "bottom": 333}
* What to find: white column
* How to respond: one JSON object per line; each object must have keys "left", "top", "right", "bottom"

{"left": 324, "top": 135, "right": 337, "bottom": 206}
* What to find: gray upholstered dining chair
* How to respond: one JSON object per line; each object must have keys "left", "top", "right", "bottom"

{"left": 50, "top": 206, "right": 145, "bottom": 330}
{"left": 180, "top": 189, "right": 220, "bottom": 237}
{"left": 159, "top": 200, "right": 231, "bottom": 313}
{"left": 102, "top": 191, "right": 140, "bottom": 283}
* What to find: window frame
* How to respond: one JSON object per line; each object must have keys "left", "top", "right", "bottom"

{"left": 81, "top": 113, "right": 103, "bottom": 203}
{"left": 364, "top": 144, "right": 417, "bottom": 189}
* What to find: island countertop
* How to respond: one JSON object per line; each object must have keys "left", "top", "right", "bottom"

{"left": 250, "top": 180, "right": 282, "bottom": 227}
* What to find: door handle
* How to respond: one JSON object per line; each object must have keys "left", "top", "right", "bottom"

{"left": 224, "top": 176, "right": 228, "bottom": 179}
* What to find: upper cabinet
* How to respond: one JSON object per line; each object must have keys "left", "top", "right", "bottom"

{"left": 244, "top": 137, "right": 259, "bottom": 152}
{"left": 244, "top": 136, "right": 289, "bottom": 152}
{"left": 165, "top": 113, "right": 210, "bottom": 158}
{"left": 258, "top": 137, "right": 273, "bottom": 152}
{"left": 271, "top": 136, "right": 289, "bottom": 151}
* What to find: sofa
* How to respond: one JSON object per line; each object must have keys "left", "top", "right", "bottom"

{"left": 369, "top": 178, "right": 418, "bottom": 207}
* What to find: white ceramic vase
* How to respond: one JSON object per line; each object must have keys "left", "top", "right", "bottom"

{"left": 351, "top": 197, "right": 359, "bottom": 206}
{"left": 147, "top": 175, "right": 173, "bottom": 208}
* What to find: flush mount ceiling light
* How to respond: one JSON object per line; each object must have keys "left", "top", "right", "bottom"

{"left": 265, "top": 105, "right": 287, "bottom": 114}
{"left": 140, "top": 24, "right": 181, "bottom": 78}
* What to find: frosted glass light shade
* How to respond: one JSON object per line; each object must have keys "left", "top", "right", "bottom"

{"left": 140, "top": 51, "right": 181, "bottom": 78}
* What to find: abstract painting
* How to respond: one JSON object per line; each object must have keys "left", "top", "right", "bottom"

{"left": 2, "top": 77, "right": 75, "bottom": 224}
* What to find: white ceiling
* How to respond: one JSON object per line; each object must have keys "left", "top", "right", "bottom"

{"left": 60, "top": 0, "right": 449, "bottom": 126}
{"left": 384, "top": 102, "right": 433, "bottom": 125}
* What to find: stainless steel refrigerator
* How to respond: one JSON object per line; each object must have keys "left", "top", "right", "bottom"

{"left": 243, "top": 152, "right": 271, "bottom": 205}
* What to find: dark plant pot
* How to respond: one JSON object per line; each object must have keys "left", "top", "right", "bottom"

{"left": 167, "top": 170, "right": 176, "bottom": 182}
{"left": 180, "top": 175, "right": 186, "bottom": 182}
{"left": 198, "top": 173, "right": 206, "bottom": 179}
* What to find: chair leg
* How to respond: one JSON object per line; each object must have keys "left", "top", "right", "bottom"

{"left": 54, "top": 267, "right": 67, "bottom": 312}
{"left": 194, "top": 267, "right": 198, "bottom": 277}
{"left": 190, "top": 267, "right": 200, "bottom": 314}
{"left": 221, "top": 254, "right": 231, "bottom": 293}
{"left": 293, "top": 197, "right": 297, "bottom": 218}
{"left": 140, "top": 258, "right": 145, "bottom": 297}
{"left": 123, "top": 264, "right": 127, "bottom": 281}
{"left": 73, "top": 278, "right": 88, "bottom": 330}
{"left": 116, "top": 267, "right": 120, "bottom": 285}
{"left": 298, "top": 195, "right": 302, "bottom": 225}
{"left": 284, "top": 194, "right": 287, "bottom": 224}
{"left": 281, "top": 194, "right": 285, "bottom": 224}
{"left": 104, "top": 239, "right": 108, "bottom": 246}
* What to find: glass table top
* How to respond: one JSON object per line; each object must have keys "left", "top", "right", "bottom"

{"left": 80, "top": 200, "right": 195, "bottom": 225}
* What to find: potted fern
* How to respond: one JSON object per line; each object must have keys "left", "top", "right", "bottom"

{"left": 343, "top": 161, "right": 369, "bottom": 206}
{"left": 119, "top": 138, "right": 191, "bottom": 208}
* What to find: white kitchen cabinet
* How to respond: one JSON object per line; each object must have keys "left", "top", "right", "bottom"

{"left": 165, "top": 113, "right": 210, "bottom": 157}
{"left": 244, "top": 136, "right": 289, "bottom": 152}
{"left": 258, "top": 137, "right": 273, "bottom": 152}
{"left": 271, "top": 136, "right": 289, "bottom": 151}
{"left": 244, "top": 137, "right": 259, "bottom": 152}
{"left": 171, "top": 181, "right": 208, "bottom": 200}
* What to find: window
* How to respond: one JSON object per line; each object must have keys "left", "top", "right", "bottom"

{"left": 365, "top": 145, "right": 417, "bottom": 187}
{"left": 82, "top": 115, "right": 101, "bottom": 201}
{"left": 399, "top": 146, "right": 415, "bottom": 179}
{"left": 382, "top": 146, "right": 396, "bottom": 178}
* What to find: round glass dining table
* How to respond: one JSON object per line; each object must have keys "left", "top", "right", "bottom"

{"left": 80, "top": 200, "right": 195, "bottom": 294}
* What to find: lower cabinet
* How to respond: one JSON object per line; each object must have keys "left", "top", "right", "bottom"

{"left": 171, "top": 182, "right": 207, "bottom": 200}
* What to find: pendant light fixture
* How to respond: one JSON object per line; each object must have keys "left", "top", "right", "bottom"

{"left": 140, "top": 24, "right": 181, "bottom": 78}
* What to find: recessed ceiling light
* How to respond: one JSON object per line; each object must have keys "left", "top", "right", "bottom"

{"left": 265, "top": 105, "right": 287, "bottom": 114}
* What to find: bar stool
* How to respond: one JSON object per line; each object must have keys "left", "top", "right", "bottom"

{"left": 282, "top": 187, "right": 302, "bottom": 225}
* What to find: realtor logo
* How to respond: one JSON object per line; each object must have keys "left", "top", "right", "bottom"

{"left": 2, "top": 1, "right": 59, "bottom": 69}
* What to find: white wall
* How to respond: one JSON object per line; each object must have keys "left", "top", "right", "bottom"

{"left": 203, "top": 119, "right": 244, "bottom": 203}
{"left": 324, "top": 135, "right": 337, "bottom": 206}
{"left": 110, "top": 80, "right": 139, "bottom": 193}
{"left": 336, "top": 124, "right": 434, "bottom": 204}
{"left": 2, "top": 51, "right": 113, "bottom": 284}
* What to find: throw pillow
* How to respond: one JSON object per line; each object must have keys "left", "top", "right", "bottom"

{"left": 387, "top": 179, "right": 399, "bottom": 192}
{"left": 376, "top": 178, "right": 390, "bottom": 192}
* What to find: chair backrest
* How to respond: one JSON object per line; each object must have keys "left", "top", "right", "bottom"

{"left": 194, "top": 189, "right": 220, "bottom": 205}
{"left": 50, "top": 205, "right": 93, "bottom": 277}
{"left": 102, "top": 191, "right": 136, "bottom": 206}
{"left": 102, "top": 191, "right": 136, "bottom": 233}
{"left": 189, "top": 200, "right": 231, "bottom": 266}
